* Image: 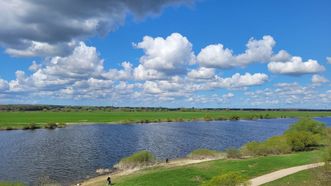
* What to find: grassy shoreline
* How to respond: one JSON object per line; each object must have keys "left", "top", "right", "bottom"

{"left": 80, "top": 150, "right": 321, "bottom": 186}
{"left": 1, "top": 110, "right": 331, "bottom": 130}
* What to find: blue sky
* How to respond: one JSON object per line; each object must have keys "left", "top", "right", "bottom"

{"left": 0, "top": 0, "right": 330, "bottom": 108}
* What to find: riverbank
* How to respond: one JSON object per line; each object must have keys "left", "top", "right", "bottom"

{"left": 1, "top": 110, "right": 331, "bottom": 130}
{"left": 78, "top": 150, "right": 321, "bottom": 186}
{"left": 80, "top": 157, "right": 225, "bottom": 186}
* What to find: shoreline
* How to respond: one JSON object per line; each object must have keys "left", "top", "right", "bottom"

{"left": 1, "top": 110, "right": 330, "bottom": 131}
{"left": 0, "top": 116, "right": 299, "bottom": 131}
{"left": 77, "top": 156, "right": 226, "bottom": 186}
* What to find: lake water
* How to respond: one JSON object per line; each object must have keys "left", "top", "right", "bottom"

{"left": 0, "top": 118, "right": 330, "bottom": 185}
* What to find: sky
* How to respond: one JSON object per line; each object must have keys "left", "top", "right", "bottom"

{"left": 0, "top": 0, "right": 330, "bottom": 108}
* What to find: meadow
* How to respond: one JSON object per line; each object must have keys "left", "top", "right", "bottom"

{"left": 87, "top": 151, "right": 321, "bottom": 186}
{"left": 1, "top": 110, "right": 331, "bottom": 130}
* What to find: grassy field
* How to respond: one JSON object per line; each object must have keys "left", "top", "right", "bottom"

{"left": 263, "top": 167, "right": 321, "bottom": 186}
{"left": 88, "top": 151, "right": 321, "bottom": 186}
{"left": 0, "top": 182, "right": 24, "bottom": 186}
{"left": 1, "top": 110, "right": 331, "bottom": 129}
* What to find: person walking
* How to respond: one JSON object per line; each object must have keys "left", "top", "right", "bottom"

{"left": 107, "top": 176, "right": 112, "bottom": 185}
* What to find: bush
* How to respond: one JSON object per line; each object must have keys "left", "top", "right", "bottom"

{"left": 22, "top": 123, "right": 40, "bottom": 130}
{"left": 201, "top": 172, "right": 250, "bottom": 186}
{"left": 286, "top": 118, "right": 326, "bottom": 135}
{"left": 116, "top": 150, "right": 156, "bottom": 169}
{"left": 229, "top": 116, "right": 240, "bottom": 121}
{"left": 204, "top": 115, "right": 214, "bottom": 121}
{"left": 286, "top": 131, "right": 320, "bottom": 151}
{"left": 44, "top": 123, "right": 58, "bottom": 129}
{"left": 226, "top": 148, "right": 242, "bottom": 159}
{"left": 241, "top": 136, "right": 291, "bottom": 156}
{"left": 188, "top": 149, "right": 224, "bottom": 159}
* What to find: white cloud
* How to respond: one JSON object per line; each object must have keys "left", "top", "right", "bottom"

{"left": 134, "top": 65, "right": 166, "bottom": 80}
{"left": 202, "top": 73, "right": 269, "bottom": 89}
{"left": 7, "top": 42, "right": 106, "bottom": 93}
{"left": 197, "top": 44, "right": 234, "bottom": 68}
{"left": 268, "top": 56, "right": 325, "bottom": 75}
{"left": 187, "top": 93, "right": 234, "bottom": 105}
{"left": 270, "top": 50, "right": 291, "bottom": 62}
{"left": 103, "top": 61, "right": 133, "bottom": 80}
{"left": 217, "top": 73, "right": 268, "bottom": 88}
{"left": 197, "top": 35, "right": 276, "bottom": 69}
{"left": 312, "top": 75, "right": 328, "bottom": 84}
{"left": 0, "top": 79, "right": 9, "bottom": 91}
{"left": 28, "top": 61, "right": 42, "bottom": 72}
{"left": 244, "top": 82, "right": 331, "bottom": 108}
{"left": 187, "top": 67, "right": 215, "bottom": 79}
{"left": 327, "top": 57, "right": 331, "bottom": 64}
{"left": 134, "top": 33, "right": 195, "bottom": 80}
{"left": 236, "top": 35, "right": 275, "bottom": 66}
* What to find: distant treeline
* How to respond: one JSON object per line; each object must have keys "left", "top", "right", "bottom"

{"left": 0, "top": 104, "right": 330, "bottom": 112}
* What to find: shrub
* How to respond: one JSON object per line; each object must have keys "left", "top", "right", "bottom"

{"left": 201, "top": 172, "right": 250, "bottom": 186}
{"left": 116, "top": 150, "right": 156, "bottom": 169}
{"left": 229, "top": 116, "right": 240, "bottom": 121}
{"left": 286, "top": 131, "right": 320, "bottom": 151}
{"left": 241, "top": 136, "right": 291, "bottom": 156}
{"left": 22, "top": 123, "right": 40, "bottom": 130}
{"left": 5, "top": 127, "right": 14, "bottom": 130}
{"left": 204, "top": 115, "right": 214, "bottom": 121}
{"left": 226, "top": 148, "right": 242, "bottom": 159}
{"left": 265, "top": 136, "right": 291, "bottom": 154}
{"left": 188, "top": 149, "right": 224, "bottom": 159}
{"left": 44, "top": 123, "right": 58, "bottom": 129}
{"left": 286, "top": 118, "right": 326, "bottom": 136}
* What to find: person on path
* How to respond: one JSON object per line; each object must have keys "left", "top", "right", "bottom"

{"left": 107, "top": 176, "right": 112, "bottom": 185}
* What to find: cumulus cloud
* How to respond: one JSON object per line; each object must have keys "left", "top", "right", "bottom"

{"left": 270, "top": 50, "right": 291, "bottom": 62}
{"left": 244, "top": 82, "right": 331, "bottom": 108}
{"left": 327, "top": 57, "right": 331, "bottom": 64}
{"left": 197, "top": 44, "right": 234, "bottom": 69}
{"left": 134, "top": 33, "right": 195, "bottom": 80}
{"left": 7, "top": 42, "right": 107, "bottom": 93}
{"left": 214, "top": 73, "right": 268, "bottom": 89}
{"left": 0, "top": 0, "right": 193, "bottom": 57}
{"left": 197, "top": 35, "right": 275, "bottom": 68}
{"left": 236, "top": 35, "right": 275, "bottom": 66}
{"left": 187, "top": 67, "right": 215, "bottom": 79}
{"left": 0, "top": 79, "right": 9, "bottom": 91}
{"left": 0, "top": 33, "right": 278, "bottom": 106}
{"left": 187, "top": 93, "right": 234, "bottom": 105}
{"left": 312, "top": 75, "right": 328, "bottom": 84}
{"left": 268, "top": 56, "right": 325, "bottom": 75}
{"left": 103, "top": 61, "right": 133, "bottom": 80}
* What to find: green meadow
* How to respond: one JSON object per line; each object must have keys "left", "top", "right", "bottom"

{"left": 1, "top": 110, "right": 331, "bottom": 130}
{"left": 96, "top": 151, "right": 321, "bottom": 186}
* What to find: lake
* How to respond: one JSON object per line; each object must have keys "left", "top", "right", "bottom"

{"left": 0, "top": 118, "right": 330, "bottom": 185}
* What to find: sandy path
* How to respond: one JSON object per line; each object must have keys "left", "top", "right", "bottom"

{"left": 78, "top": 157, "right": 223, "bottom": 186}
{"left": 249, "top": 162, "right": 324, "bottom": 186}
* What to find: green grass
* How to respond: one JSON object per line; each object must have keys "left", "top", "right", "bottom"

{"left": 187, "top": 149, "right": 224, "bottom": 159}
{"left": 104, "top": 151, "right": 321, "bottom": 186}
{"left": 263, "top": 168, "right": 320, "bottom": 186}
{"left": 0, "top": 182, "right": 25, "bottom": 186}
{"left": 1, "top": 110, "right": 330, "bottom": 130}
{"left": 116, "top": 150, "right": 156, "bottom": 169}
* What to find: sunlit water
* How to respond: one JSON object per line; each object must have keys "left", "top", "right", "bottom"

{"left": 0, "top": 118, "right": 330, "bottom": 185}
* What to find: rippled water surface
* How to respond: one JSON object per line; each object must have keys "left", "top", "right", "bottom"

{"left": 1, "top": 118, "right": 330, "bottom": 185}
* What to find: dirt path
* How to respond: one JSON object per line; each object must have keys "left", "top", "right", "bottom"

{"left": 249, "top": 162, "right": 324, "bottom": 186}
{"left": 78, "top": 157, "right": 223, "bottom": 186}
